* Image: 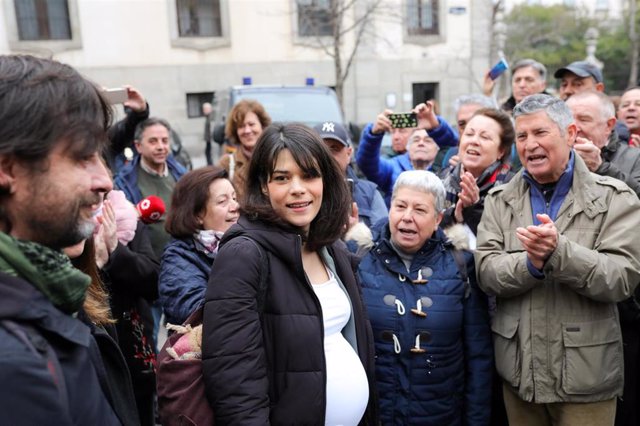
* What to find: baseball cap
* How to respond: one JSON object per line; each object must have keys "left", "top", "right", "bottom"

{"left": 554, "top": 61, "right": 603, "bottom": 83}
{"left": 313, "top": 121, "right": 350, "bottom": 147}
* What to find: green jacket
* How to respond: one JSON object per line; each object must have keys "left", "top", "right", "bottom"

{"left": 476, "top": 154, "right": 640, "bottom": 404}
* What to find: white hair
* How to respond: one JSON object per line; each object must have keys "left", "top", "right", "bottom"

{"left": 391, "top": 170, "right": 445, "bottom": 212}
{"left": 513, "top": 94, "right": 574, "bottom": 136}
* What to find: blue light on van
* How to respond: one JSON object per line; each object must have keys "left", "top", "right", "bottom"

{"left": 305, "top": 77, "right": 315, "bottom": 86}
{"left": 242, "top": 77, "right": 252, "bottom": 85}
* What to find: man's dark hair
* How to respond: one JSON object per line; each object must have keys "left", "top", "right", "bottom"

{"left": 165, "top": 165, "right": 229, "bottom": 238}
{"left": 134, "top": 117, "right": 172, "bottom": 142}
{"left": 0, "top": 55, "right": 112, "bottom": 174}
{"left": 243, "top": 123, "right": 350, "bottom": 251}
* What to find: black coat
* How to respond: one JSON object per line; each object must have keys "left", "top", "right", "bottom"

{"left": 202, "top": 217, "right": 378, "bottom": 425}
{"left": 78, "top": 312, "right": 141, "bottom": 426}
{"left": 102, "top": 223, "right": 159, "bottom": 385}
{"left": 102, "top": 223, "right": 159, "bottom": 426}
{"left": 598, "top": 132, "right": 640, "bottom": 198}
{"left": 0, "top": 272, "right": 122, "bottom": 426}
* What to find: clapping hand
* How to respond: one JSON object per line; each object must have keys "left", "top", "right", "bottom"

{"left": 516, "top": 213, "right": 558, "bottom": 270}
{"left": 454, "top": 171, "right": 480, "bottom": 223}
{"left": 94, "top": 200, "right": 118, "bottom": 269}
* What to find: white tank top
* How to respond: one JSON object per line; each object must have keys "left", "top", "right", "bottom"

{"left": 312, "top": 271, "right": 369, "bottom": 426}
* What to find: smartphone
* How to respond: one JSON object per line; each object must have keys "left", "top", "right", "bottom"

{"left": 488, "top": 58, "right": 509, "bottom": 81}
{"left": 346, "top": 178, "right": 355, "bottom": 198}
{"left": 388, "top": 112, "right": 418, "bottom": 128}
{"left": 102, "top": 87, "right": 128, "bottom": 104}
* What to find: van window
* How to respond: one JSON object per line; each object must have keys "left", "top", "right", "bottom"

{"left": 235, "top": 91, "right": 343, "bottom": 126}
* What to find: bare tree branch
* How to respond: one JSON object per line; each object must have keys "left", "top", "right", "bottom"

{"left": 340, "top": 2, "right": 376, "bottom": 82}
{"left": 338, "top": 0, "right": 358, "bottom": 17}
{"left": 339, "top": 0, "right": 383, "bottom": 36}
{"left": 294, "top": 0, "right": 396, "bottom": 107}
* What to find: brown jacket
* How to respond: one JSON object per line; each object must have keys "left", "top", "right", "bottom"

{"left": 217, "top": 148, "right": 250, "bottom": 201}
{"left": 476, "top": 155, "right": 640, "bottom": 403}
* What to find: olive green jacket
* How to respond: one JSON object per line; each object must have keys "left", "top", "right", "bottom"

{"left": 476, "top": 155, "right": 640, "bottom": 403}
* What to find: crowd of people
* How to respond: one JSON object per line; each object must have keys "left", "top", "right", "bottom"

{"left": 2, "top": 52, "right": 640, "bottom": 426}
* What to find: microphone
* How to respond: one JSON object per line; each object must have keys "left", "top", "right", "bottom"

{"left": 136, "top": 195, "right": 166, "bottom": 224}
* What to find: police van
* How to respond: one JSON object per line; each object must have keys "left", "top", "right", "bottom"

{"left": 211, "top": 84, "right": 352, "bottom": 146}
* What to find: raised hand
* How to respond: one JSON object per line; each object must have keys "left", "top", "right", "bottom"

{"left": 123, "top": 85, "right": 147, "bottom": 113}
{"left": 573, "top": 137, "right": 602, "bottom": 172}
{"left": 414, "top": 101, "right": 439, "bottom": 130}
{"left": 372, "top": 109, "right": 393, "bottom": 135}
{"left": 482, "top": 71, "right": 496, "bottom": 96}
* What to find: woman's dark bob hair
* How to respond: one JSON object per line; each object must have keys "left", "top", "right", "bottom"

{"left": 243, "top": 123, "right": 350, "bottom": 251}
{"left": 470, "top": 107, "right": 515, "bottom": 164}
{"left": 165, "top": 165, "right": 229, "bottom": 238}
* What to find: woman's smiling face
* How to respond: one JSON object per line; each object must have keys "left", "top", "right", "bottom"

{"left": 264, "top": 149, "right": 323, "bottom": 233}
{"left": 459, "top": 114, "right": 505, "bottom": 177}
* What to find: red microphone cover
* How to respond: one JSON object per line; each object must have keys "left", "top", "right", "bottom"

{"left": 136, "top": 195, "right": 166, "bottom": 224}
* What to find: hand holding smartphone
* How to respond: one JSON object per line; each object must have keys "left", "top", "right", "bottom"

{"left": 388, "top": 112, "right": 418, "bottom": 128}
{"left": 346, "top": 178, "right": 355, "bottom": 199}
{"left": 488, "top": 58, "right": 509, "bottom": 81}
{"left": 102, "top": 87, "right": 128, "bottom": 104}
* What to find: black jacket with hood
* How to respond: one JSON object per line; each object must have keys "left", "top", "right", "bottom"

{"left": 0, "top": 272, "right": 124, "bottom": 426}
{"left": 201, "top": 216, "right": 378, "bottom": 425}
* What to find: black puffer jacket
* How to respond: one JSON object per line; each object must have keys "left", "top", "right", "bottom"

{"left": 202, "top": 216, "right": 378, "bottom": 425}
{"left": 0, "top": 272, "right": 122, "bottom": 426}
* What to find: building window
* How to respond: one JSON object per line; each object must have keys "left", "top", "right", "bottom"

{"left": 187, "top": 92, "right": 214, "bottom": 118}
{"left": 297, "top": 0, "right": 333, "bottom": 37}
{"left": 412, "top": 82, "right": 438, "bottom": 108}
{"left": 406, "top": 0, "right": 438, "bottom": 36}
{"left": 595, "top": 0, "right": 608, "bottom": 10}
{"left": 176, "top": 0, "right": 222, "bottom": 37}
{"left": 3, "top": 0, "right": 81, "bottom": 52}
{"left": 14, "top": 0, "right": 71, "bottom": 41}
